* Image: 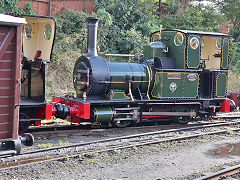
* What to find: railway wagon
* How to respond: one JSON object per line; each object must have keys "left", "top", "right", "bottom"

{"left": 48, "top": 17, "right": 232, "bottom": 128}
{"left": 0, "top": 14, "right": 33, "bottom": 155}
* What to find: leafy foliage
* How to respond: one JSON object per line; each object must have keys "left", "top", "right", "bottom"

{"left": 229, "top": 41, "right": 240, "bottom": 71}
{"left": 94, "top": 0, "right": 158, "bottom": 54}
{"left": 210, "top": 0, "right": 240, "bottom": 72}
{"left": 0, "top": 0, "right": 35, "bottom": 14}
{"left": 213, "top": 0, "right": 240, "bottom": 41}
{"left": 51, "top": 1, "right": 229, "bottom": 66}
{"left": 159, "top": 3, "right": 225, "bottom": 32}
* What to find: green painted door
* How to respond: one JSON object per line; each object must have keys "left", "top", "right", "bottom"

{"left": 216, "top": 73, "right": 227, "bottom": 97}
{"left": 187, "top": 35, "right": 200, "bottom": 69}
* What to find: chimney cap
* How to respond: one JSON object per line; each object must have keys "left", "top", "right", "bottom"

{"left": 87, "top": 17, "right": 99, "bottom": 23}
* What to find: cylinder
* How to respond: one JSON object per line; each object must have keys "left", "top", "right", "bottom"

{"left": 85, "top": 17, "right": 99, "bottom": 57}
{"left": 91, "top": 107, "right": 115, "bottom": 123}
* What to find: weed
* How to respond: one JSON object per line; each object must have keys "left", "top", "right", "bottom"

{"left": 58, "top": 140, "right": 70, "bottom": 146}
{"left": 37, "top": 143, "right": 54, "bottom": 148}
{"left": 85, "top": 152, "right": 99, "bottom": 158}
{"left": 226, "top": 128, "right": 235, "bottom": 135}
{"left": 86, "top": 158, "right": 99, "bottom": 164}
{"left": 132, "top": 146, "right": 137, "bottom": 150}
{"left": 113, "top": 149, "right": 121, "bottom": 154}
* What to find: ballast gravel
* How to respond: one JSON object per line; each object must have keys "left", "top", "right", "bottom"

{"left": 2, "top": 132, "right": 240, "bottom": 179}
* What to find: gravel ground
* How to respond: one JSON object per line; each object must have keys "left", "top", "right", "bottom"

{"left": 2, "top": 132, "right": 240, "bottom": 179}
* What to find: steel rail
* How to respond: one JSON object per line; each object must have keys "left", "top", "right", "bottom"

{"left": 29, "top": 120, "right": 236, "bottom": 139}
{"left": 1, "top": 127, "right": 240, "bottom": 172}
{"left": 0, "top": 121, "right": 240, "bottom": 171}
{"left": 29, "top": 120, "right": 227, "bottom": 132}
{"left": 22, "top": 120, "right": 240, "bottom": 155}
{"left": 196, "top": 164, "right": 240, "bottom": 180}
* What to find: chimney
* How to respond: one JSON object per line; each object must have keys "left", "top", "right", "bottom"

{"left": 85, "top": 17, "right": 99, "bottom": 57}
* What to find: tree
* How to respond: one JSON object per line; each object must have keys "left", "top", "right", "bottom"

{"left": 0, "top": 0, "right": 35, "bottom": 14}
{"left": 212, "top": 0, "right": 240, "bottom": 41}
{"left": 158, "top": 2, "right": 226, "bottom": 32}
{"left": 210, "top": 0, "right": 240, "bottom": 72}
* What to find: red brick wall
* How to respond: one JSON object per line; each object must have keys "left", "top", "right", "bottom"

{"left": 17, "top": 0, "right": 95, "bottom": 16}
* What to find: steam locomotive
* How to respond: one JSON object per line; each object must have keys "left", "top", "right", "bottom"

{"left": 49, "top": 17, "right": 232, "bottom": 128}
{"left": 17, "top": 15, "right": 232, "bottom": 131}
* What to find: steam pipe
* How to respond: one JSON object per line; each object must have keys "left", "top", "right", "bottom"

{"left": 85, "top": 17, "right": 99, "bottom": 57}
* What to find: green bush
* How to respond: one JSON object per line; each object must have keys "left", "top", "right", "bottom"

{"left": 0, "top": 0, "right": 35, "bottom": 14}
{"left": 229, "top": 40, "right": 240, "bottom": 72}
{"left": 159, "top": 3, "right": 225, "bottom": 32}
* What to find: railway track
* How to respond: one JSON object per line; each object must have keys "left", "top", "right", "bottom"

{"left": 27, "top": 114, "right": 240, "bottom": 139}
{"left": 1, "top": 120, "right": 240, "bottom": 171}
{"left": 196, "top": 164, "right": 240, "bottom": 180}
{"left": 28, "top": 121, "right": 227, "bottom": 138}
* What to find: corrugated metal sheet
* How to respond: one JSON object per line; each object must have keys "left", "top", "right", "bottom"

{"left": 17, "top": 0, "right": 95, "bottom": 16}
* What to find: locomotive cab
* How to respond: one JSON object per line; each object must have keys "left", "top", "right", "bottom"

{"left": 149, "top": 30, "right": 229, "bottom": 70}
{"left": 148, "top": 30, "right": 230, "bottom": 101}
{"left": 19, "top": 15, "right": 56, "bottom": 132}
{"left": 21, "top": 15, "right": 55, "bottom": 101}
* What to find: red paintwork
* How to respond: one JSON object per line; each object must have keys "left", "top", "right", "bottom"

{"left": 72, "top": 116, "right": 81, "bottom": 123}
{"left": 45, "top": 103, "right": 54, "bottom": 120}
{"left": 35, "top": 107, "right": 44, "bottom": 126}
{"left": 50, "top": 96, "right": 91, "bottom": 121}
{"left": 35, "top": 120, "right": 41, "bottom": 126}
{"left": 34, "top": 50, "right": 41, "bottom": 61}
{"left": 34, "top": 103, "right": 54, "bottom": 126}
{"left": 220, "top": 99, "right": 230, "bottom": 112}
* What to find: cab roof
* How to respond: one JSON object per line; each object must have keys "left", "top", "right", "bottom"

{"left": 165, "top": 29, "right": 230, "bottom": 37}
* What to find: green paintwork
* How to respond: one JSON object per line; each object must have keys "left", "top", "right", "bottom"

{"left": 92, "top": 107, "right": 114, "bottom": 123}
{"left": 143, "top": 44, "right": 166, "bottom": 60}
{"left": 106, "top": 90, "right": 129, "bottom": 100}
{"left": 187, "top": 35, "right": 200, "bottom": 68}
{"left": 161, "top": 31, "right": 186, "bottom": 69}
{"left": 216, "top": 73, "right": 227, "bottom": 97}
{"left": 153, "top": 47, "right": 166, "bottom": 58}
{"left": 108, "top": 62, "right": 149, "bottom": 93}
{"left": 221, "top": 38, "right": 229, "bottom": 69}
{"left": 151, "top": 72, "right": 199, "bottom": 98}
{"left": 143, "top": 45, "right": 153, "bottom": 59}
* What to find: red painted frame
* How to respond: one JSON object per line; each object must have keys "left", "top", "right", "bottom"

{"left": 51, "top": 96, "right": 90, "bottom": 120}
